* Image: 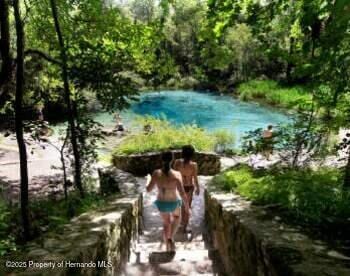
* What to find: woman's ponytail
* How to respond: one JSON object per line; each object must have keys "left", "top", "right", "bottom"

{"left": 161, "top": 151, "right": 173, "bottom": 175}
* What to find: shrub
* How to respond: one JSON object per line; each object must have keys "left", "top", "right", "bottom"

{"left": 113, "top": 116, "right": 217, "bottom": 155}
{"left": 0, "top": 200, "right": 16, "bottom": 256}
{"left": 237, "top": 80, "right": 311, "bottom": 109}
{"left": 0, "top": 192, "right": 106, "bottom": 256}
{"left": 27, "top": 192, "right": 106, "bottom": 232}
{"left": 180, "top": 76, "right": 200, "bottom": 89}
{"left": 166, "top": 77, "right": 181, "bottom": 89}
{"left": 213, "top": 129, "right": 235, "bottom": 153}
{"left": 241, "top": 113, "right": 326, "bottom": 167}
{"left": 212, "top": 165, "right": 350, "bottom": 224}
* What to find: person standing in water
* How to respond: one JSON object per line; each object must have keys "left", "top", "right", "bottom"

{"left": 173, "top": 145, "right": 200, "bottom": 233}
{"left": 146, "top": 151, "right": 190, "bottom": 251}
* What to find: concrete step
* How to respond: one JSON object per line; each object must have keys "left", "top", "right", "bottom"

{"left": 140, "top": 228, "right": 205, "bottom": 242}
{"left": 124, "top": 248, "right": 217, "bottom": 275}
{"left": 133, "top": 240, "right": 208, "bottom": 254}
{"left": 154, "top": 258, "right": 214, "bottom": 275}
{"left": 130, "top": 247, "right": 209, "bottom": 264}
{"left": 121, "top": 263, "right": 155, "bottom": 276}
{"left": 144, "top": 249, "right": 212, "bottom": 263}
{"left": 123, "top": 255, "right": 215, "bottom": 276}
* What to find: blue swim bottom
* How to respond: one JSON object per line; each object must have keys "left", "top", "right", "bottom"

{"left": 154, "top": 199, "right": 182, "bottom": 213}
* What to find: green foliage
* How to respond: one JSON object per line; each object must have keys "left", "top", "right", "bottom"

{"left": 0, "top": 200, "right": 16, "bottom": 256}
{"left": 162, "top": 0, "right": 207, "bottom": 75}
{"left": 201, "top": 23, "right": 261, "bottom": 84}
{"left": 204, "top": 0, "right": 350, "bottom": 86}
{"left": 14, "top": 193, "right": 105, "bottom": 238}
{"left": 213, "top": 165, "right": 350, "bottom": 224}
{"left": 2, "top": 0, "right": 349, "bottom": 118}
{"left": 237, "top": 80, "right": 311, "bottom": 109}
{"left": 73, "top": 95, "right": 105, "bottom": 181}
{"left": 113, "top": 116, "right": 216, "bottom": 155}
{"left": 2, "top": 0, "right": 350, "bottom": 253}
{"left": 213, "top": 129, "right": 235, "bottom": 153}
{"left": 0, "top": 192, "right": 106, "bottom": 257}
{"left": 242, "top": 107, "right": 328, "bottom": 167}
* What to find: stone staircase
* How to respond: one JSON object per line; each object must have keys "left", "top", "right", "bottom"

{"left": 122, "top": 233, "right": 216, "bottom": 275}
{"left": 121, "top": 176, "right": 218, "bottom": 276}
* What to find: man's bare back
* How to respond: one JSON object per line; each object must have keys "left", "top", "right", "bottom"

{"left": 174, "top": 159, "right": 199, "bottom": 195}
{"left": 174, "top": 159, "right": 194, "bottom": 185}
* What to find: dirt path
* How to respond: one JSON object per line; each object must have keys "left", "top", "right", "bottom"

{"left": 0, "top": 131, "right": 125, "bottom": 203}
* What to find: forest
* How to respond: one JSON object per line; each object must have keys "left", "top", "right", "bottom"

{"left": 0, "top": 0, "right": 350, "bottom": 274}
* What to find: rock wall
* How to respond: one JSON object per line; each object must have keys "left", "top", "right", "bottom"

{"left": 205, "top": 186, "right": 350, "bottom": 276}
{"left": 1, "top": 169, "right": 142, "bottom": 276}
{"left": 112, "top": 150, "right": 220, "bottom": 176}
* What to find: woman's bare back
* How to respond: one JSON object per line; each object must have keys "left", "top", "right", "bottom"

{"left": 150, "top": 169, "right": 183, "bottom": 201}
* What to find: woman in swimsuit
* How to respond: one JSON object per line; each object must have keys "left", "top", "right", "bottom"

{"left": 146, "top": 151, "right": 190, "bottom": 251}
{"left": 173, "top": 145, "right": 200, "bottom": 233}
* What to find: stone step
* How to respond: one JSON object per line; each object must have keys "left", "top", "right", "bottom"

{"left": 130, "top": 246, "right": 211, "bottom": 264}
{"left": 154, "top": 258, "right": 214, "bottom": 275}
{"left": 123, "top": 252, "right": 215, "bottom": 276}
{"left": 141, "top": 249, "right": 213, "bottom": 264}
{"left": 133, "top": 240, "right": 208, "bottom": 253}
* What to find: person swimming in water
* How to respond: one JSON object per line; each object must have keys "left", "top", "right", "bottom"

{"left": 173, "top": 145, "right": 200, "bottom": 233}
{"left": 146, "top": 151, "right": 190, "bottom": 251}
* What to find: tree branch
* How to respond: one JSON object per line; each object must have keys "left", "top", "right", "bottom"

{"left": 24, "top": 49, "right": 62, "bottom": 65}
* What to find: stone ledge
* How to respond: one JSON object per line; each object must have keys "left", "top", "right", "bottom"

{"left": 112, "top": 150, "right": 221, "bottom": 176}
{"left": 1, "top": 170, "right": 142, "bottom": 276}
{"left": 205, "top": 187, "right": 350, "bottom": 276}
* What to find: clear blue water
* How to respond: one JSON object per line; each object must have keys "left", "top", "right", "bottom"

{"left": 93, "top": 90, "right": 290, "bottom": 146}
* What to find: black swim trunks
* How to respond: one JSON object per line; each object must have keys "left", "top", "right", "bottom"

{"left": 184, "top": 186, "right": 195, "bottom": 194}
{"left": 117, "top": 124, "right": 124, "bottom": 131}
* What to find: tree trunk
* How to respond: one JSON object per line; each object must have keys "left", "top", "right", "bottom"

{"left": 0, "top": 0, "right": 12, "bottom": 105}
{"left": 49, "top": 0, "right": 84, "bottom": 197}
{"left": 292, "top": 140, "right": 302, "bottom": 167}
{"left": 344, "top": 152, "right": 350, "bottom": 189}
{"left": 311, "top": 37, "right": 316, "bottom": 60}
{"left": 13, "top": 0, "right": 30, "bottom": 241}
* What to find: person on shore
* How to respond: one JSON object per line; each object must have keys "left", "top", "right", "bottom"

{"left": 173, "top": 145, "right": 200, "bottom": 233}
{"left": 146, "top": 151, "right": 190, "bottom": 251}
{"left": 36, "top": 106, "right": 44, "bottom": 121}
{"left": 35, "top": 105, "right": 52, "bottom": 137}
{"left": 262, "top": 125, "right": 274, "bottom": 160}
{"left": 144, "top": 123, "right": 153, "bottom": 134}
{"left": 114, "top": 113, "right": 125, "bottom": 132}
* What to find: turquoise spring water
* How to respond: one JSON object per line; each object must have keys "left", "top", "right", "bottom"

{"left": 93, "top": 90, "right": 290, "bottom": 146}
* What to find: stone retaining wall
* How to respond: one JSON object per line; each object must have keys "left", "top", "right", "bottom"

{"left": 112, "top": 150, "right": 220, "bottom": 176}
{"left": 1, "top": 169, "right": 142, "bottom": 276}
{"left": 205, "top": 186, "right": 350, "bottom": 276}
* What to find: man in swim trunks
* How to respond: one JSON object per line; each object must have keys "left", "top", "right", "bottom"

{"left": 147, "top": 151, "right": 190, "bottom": 251}
{"left": 262, "top": 125, "right": 274, "bottom": 160}
{"left": 114, "top": 113, "right": 124, "bottom": 132}
{"left": 173, "top": 145, "right": 200, "bottom": 233}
